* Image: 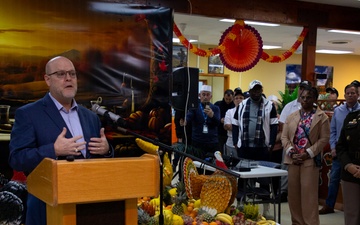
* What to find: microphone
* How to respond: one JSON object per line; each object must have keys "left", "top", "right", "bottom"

{"left": 91, "top": 104, "right": 127, "bottom": 127}
{"left": 66, "top": 155, "right": 75, "bottom": 162}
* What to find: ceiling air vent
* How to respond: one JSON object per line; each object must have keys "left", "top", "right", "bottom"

{"left": 328, "top": 40, "right": 351, "bottom": 44}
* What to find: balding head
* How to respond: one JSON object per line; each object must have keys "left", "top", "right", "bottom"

{"left": 45, "top": 56, "right": 74, "bottom": 75}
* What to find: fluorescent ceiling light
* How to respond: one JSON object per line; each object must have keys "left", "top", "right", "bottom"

{"left": 316, "top": 49, "right": 353, "bottom": 54}
{"left": 220, "top": 19, "right": 236, "bottom": 23}
{"left": 263, "top": 45, "right": 282, "bottom": 49}
{"left": 172, "top": 38, "right": 198, "bottom": 43}
{"left": 328, "top": 29, "right": 360, "bottom": 35}
{"left": 172, "top": 34, "right": 198, "bottom": 43}
{"left": 220, "top": 19, "right": 280, "bottom": 27}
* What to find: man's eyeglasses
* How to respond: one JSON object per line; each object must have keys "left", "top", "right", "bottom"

{"left": 47, "top": 70, "right": 77, "bottom": 79}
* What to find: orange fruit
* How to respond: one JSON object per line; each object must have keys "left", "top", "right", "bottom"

{"left": 187, "top": 205, "right": 194, "bottom": 212}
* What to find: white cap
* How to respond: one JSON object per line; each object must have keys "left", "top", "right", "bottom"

{"left": 200, "top": 85, "right": 212, "bottom": 92}
{"left": 249, "top": 80, "right": 262, "bottom": 90}
{"left": 267, "top": 95, "right": 279, "bottom": 102}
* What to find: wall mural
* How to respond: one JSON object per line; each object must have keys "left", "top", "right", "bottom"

{"left": 0, "top": 1, "right": 173, "bottom": 155}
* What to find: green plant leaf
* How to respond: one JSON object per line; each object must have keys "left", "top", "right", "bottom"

{"left": 278, "top": 86, "right": 299, "bottom": 114}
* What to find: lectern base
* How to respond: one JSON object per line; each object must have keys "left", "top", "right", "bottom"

{"left": 47, "top": 198, "right": 137, "bottom": 225}
{"left": 77, "top": 201, "right": 124, "bottom": 225}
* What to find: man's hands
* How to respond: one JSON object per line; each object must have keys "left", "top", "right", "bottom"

{"left": 330, "top": 148, "right": 337, "bottom": 158}
{"left": 54, "top": 127, "right": 85, "bottom": 157}
{"left": 54, "top": 127, "right": 109, "bottom": 156}
{"left": 203, "top": 106, "right": 214, "bottom": 118}
{"left": 347, "top": 164, "right": 360, "bottom": 178}
{"left": 88, "top": 128, "right": 109, "bottom": 155}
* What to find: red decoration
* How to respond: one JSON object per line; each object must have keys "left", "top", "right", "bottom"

{"left": 261, "top": 27, "right": 308, "bottom": 63}
{"left": 219, "top": 21, "right": 263, "bottom": 72}
{"left": 173, "top": 20, "right": 308, "bottom": 70}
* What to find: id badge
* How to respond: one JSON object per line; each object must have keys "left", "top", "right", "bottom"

{"left": 203, "top": 124, "right": 208, "bottom": 133}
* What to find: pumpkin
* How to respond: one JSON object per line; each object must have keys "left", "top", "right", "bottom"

{"left": 149, "top": 107, "right": 165, "bottom": 118}
{"left": 149, "top": 108, "right": 158, "bottom": 118}
{"left": 159, "top": 122, "right": 172, "bottom": 137}
{"left": 127, "top": 111, "right": 144, "bottom": 129}
{"left": 148, "top": 116, "right": 164, "bottom": 132}
{"left": 128, "top": 110, "right": 143, "bottom": 121}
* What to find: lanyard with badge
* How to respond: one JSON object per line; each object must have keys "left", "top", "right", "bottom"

{"left": 199, "top": 103, "right": 209, "bottom": 133}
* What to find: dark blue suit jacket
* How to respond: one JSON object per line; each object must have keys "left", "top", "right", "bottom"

{"left": 8, "top": 93, "right": 113, "bottom": 225}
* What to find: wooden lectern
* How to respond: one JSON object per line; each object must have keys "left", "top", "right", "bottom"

{"left": 27, "top": 154, "right": 159, "bottom": 225}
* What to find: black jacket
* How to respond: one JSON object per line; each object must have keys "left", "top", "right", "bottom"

{"left": 336, "top": 110, "right": 360, "bottom": 184}
{"left": 214, "top": 99, "right": 235, "bottom": 136}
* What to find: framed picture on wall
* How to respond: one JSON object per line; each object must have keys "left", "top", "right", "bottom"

{"left": 172, "top": 45, "right": 187, "bottom": 68}
{"left": 208, "top": 54, "right": 224, "bottom": 74}
{"left": 286, "top": 64, "right": 334, "bottom": 95}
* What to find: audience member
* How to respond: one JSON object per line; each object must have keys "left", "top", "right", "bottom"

{"left": 215, "top": 89, "right": 235, "bottom": 154}
{"left": 234, "top": 80, "right": 278, "bottom": 218}
{"left": 223, "top": 88, "right": 244, "bottom": 157}
{"left": 351, "top": 80, "right": 360, "bottom": 102}
{"left": 281, "top": 86, "right": 330, "bottom": 225}
{"left": 326, "top": 87, "right": 339, "bottom": 100}
{"left": 243, "top": 91, "right": 250, "bottom": 99}
{"left": 278, "top": 80, "right": 312, "bottom": 201}
{"left": 180, "top": 85, "right": 220, "bottom": 160}
{"left": 267, "top": 95, "right": 283, "bottom": 164}
{"left": 336, "top": 85, "right": 360, "bottom": 225}
{"left": 235, "top": 80, "right": 278, "bottom": 160}
{"left": 324, "top": 87, "right": 339, "bottom": 110}
{"left": 319, "top": 84, "right": 360, "bottom": 215}
{"left": 267, "top": 95, "right": 283, "bottom": 197}
{"left": 8, "top": 56, "right": 114, "bottom": 225}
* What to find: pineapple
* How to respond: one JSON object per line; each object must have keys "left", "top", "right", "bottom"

{"left": 175, "top": 181, "right": 186, "bottom": 194}
{"left": 138, "top": 207, "right": 151, "bottom": 225}
{"left": 198, "top": 208, "right": 215, "bottom": 223}
{"left": 172, "top": 182, "right": 188, "bottom": 215}
{"left": 172, "top": 191, "right": 187, "bottom": 215}
{"left": 149, "top": 215, "right": 159, "bottom": 225}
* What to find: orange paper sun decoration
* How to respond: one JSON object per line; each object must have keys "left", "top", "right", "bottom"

{"left": 219, "top": 20, "right": 263, "bottom": 72}
{"left": 173, "top": 20, "right": 308, "bottom": 72}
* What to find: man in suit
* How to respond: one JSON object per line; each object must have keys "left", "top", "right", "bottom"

{"left": 8, "top": 56, "right": 114, "bottom": 225}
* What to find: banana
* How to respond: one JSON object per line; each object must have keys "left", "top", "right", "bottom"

{"left": 135, "top": 138, "right": 158, "bottom": 154}
{"left": 266, "top": 220, "right": 276, "bottom": 225}
{"left": 256, "top": 220, "right": 276, "bottom": 225}
{"left": 256, "top": 220, "right": 268, "bottom": 225}
{"left": 215, "top": 213, "right": 233, "bottom": 225}
{"left": 216, "top": 216, "right": 232, "bottom": 225}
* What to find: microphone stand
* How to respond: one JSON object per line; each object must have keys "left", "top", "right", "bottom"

{"left": 115, "top": 126, "right": 239, "bottom": 225}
